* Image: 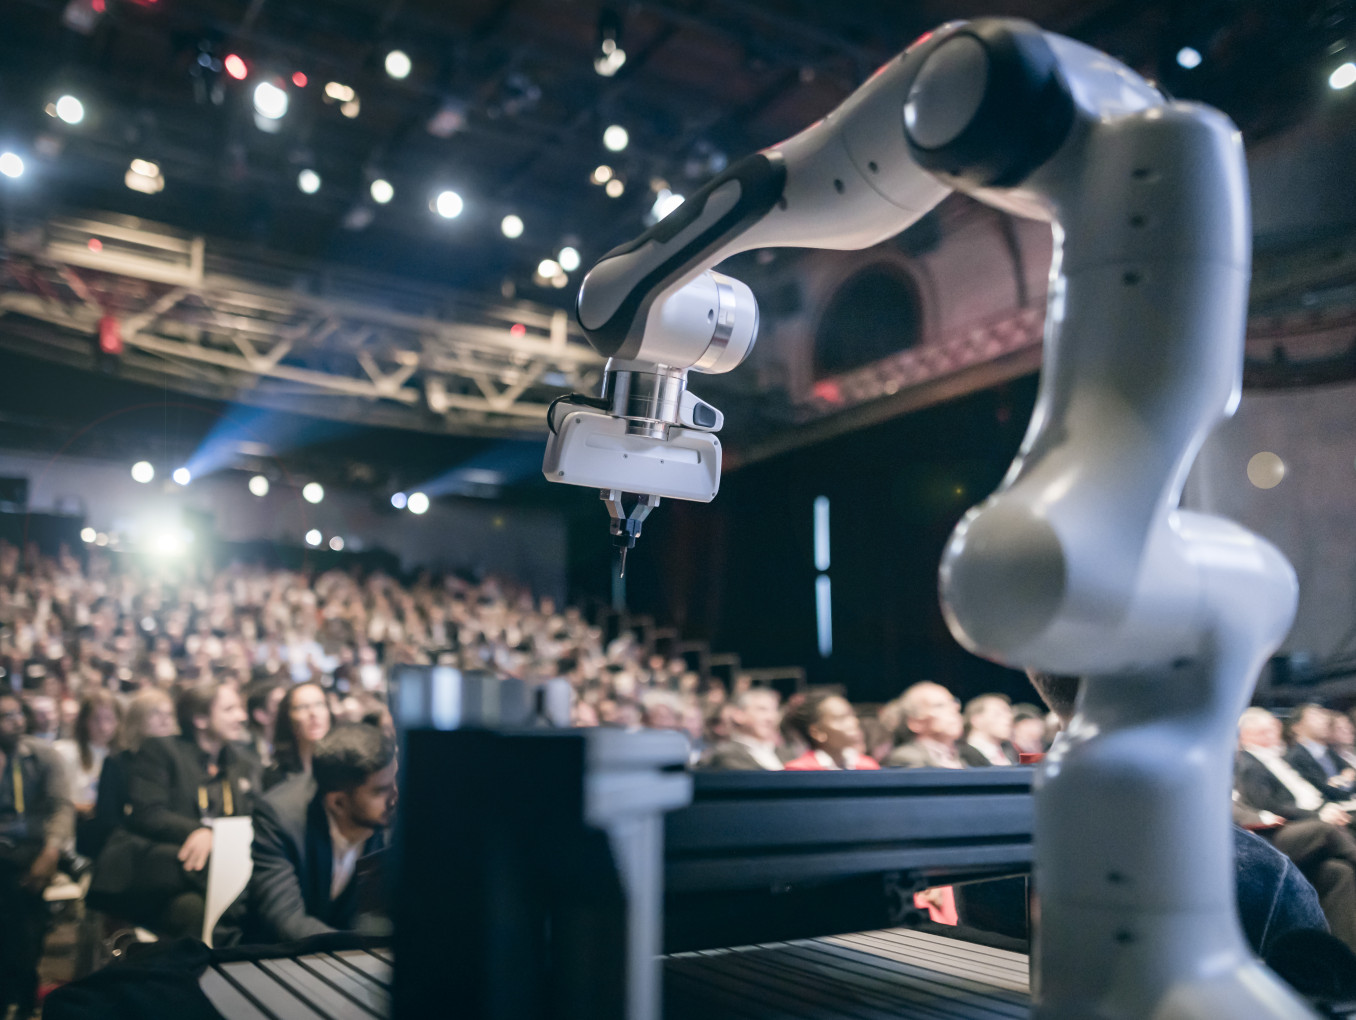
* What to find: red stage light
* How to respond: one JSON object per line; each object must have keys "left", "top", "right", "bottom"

{"left": 224, "top": 54, "right": 248, "bottom": 80}
{"left": 292, "top": 71, "right": 307, "bottom": 88}
{"left": 509, "top": 323, "right": 527, "bottom": 338}
{"left": 87, "top": 238, "right": 103, "bottom": 252}
{"left": 92, "top": 0, "right": 105, "bottom": 10}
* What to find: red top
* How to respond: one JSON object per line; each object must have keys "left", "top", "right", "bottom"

{"left": 784, "top": 749, "right": 881, "bottom": 771}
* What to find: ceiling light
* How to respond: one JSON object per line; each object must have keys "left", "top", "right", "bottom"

{"left": 131, "top": 461, "right": 154, "bottom": 483}
{"left": 125, "top": 159, "right": 164, "bottom": 194}
{"left": 172, "top": 467, "right": 191, "bottom": 486}
{"left": 95, "top": 533, "right": 108, "bottom": 546}
{"left": 1175, "top": 47, "right": 1202, "bottom": 70}
{"left": 305, "top": 529, "right": 322, "bottom": 546}
{"left": 594, "top": 47, "right": 627, "bottom": 77}
{"left": 407, "top": 491, "right": 430, "bottom": 514}
{"left": 224, "top": 54, "right": 248, "bottom": 80}
{"left": 253, "top": 81, "right": 288, "bottom": 119}
{"left": 605, "top": 178, "right": 624, "bottom": 198}
{"left": 248, "top": 475, "right": 270, "bottom": 497}
{"left": 298, "top": 169, "right": 321, "bottom": 193}
{"left": 551, "top": 274, "right": 569, "bottom": 289}
{"left": 80, "top": 527, "right": 96, "bottom": 543}
{"left": 302, "top": 482, "right": 324, "bottom": 504}
{"left": 385, "top": 49, "right": 412, "bottom": 80}
{"left": 0, "top": 152, "right": 23, "bottom": 179}
{"left": 591, "top": 164, "right": 613, "bottom": 184}
{"left": 537, "top": 258, "right": 562, "bottom": 279}
{"left": 558, "top": 246, "right": 581, "bottom": 272}
{"left": 603, "top": 124, "right": 629, "bottom": 152}
{"left": 328, "top": 535, "right": 345, "bottom": 551}
{"left": 291, "top": 71, "right": 307, "bottom": 88}
{"left": 324, "top": 81, "right": 355, "bottom": 102}
{"left": 1331, "top": 62, "right": 1356, "bottom": 90}
{"left": 390, "top": 492, "right": 407, "bottom": 509}
{"left": 501, "top": 214, "right": 524, "bottom": 238}
{"left": 370, "top": 178, "right": 394, "bottom": 204}
{"left": 434, "top": 189, "right": 463, "bottom": 218}
{"left": 55, "top": 95, "right": 84, "bottom": 124}
{"left": 340, "top": 98, "right": 361, "bottom": 118}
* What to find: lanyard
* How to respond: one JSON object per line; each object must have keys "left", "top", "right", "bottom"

{"left": 198, "top": 779, "right": 234, "bottom": 817}
{"left": 10, "top": 756, "right": 23, "bottom": 815}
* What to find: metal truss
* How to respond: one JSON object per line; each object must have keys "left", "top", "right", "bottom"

{"left": 0, "top": 214, "right": 603, "bottom": 437}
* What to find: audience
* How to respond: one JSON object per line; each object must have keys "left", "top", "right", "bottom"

{"left": 782, "top": 690, "right": 879, "bottom": 771}
{"left": 0, "top": 690, "right": 74, "bottom": 1017}
{"left": 700, "top": 687, "right": 788, "bottom": 770}
{"left": 249, "top": 725, "right": 396, "bottom": 942}
{"left": 1236, "top": 708, "right": 1351, "bottom": 827}
{"left": 958, "top": 693, "right": 1018, "bottom": 767}
{"left": 262, "top": 682, "right": 332, "bottom": 792}
{"left": 884, "top": 681, "right": 965, "bottom": 768}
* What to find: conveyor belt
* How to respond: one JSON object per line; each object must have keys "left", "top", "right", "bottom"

{"left": 664, "top": 928, "right": 1030, "bottom": 1020}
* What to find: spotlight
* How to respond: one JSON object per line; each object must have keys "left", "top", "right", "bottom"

{"left": 305, "top": 528, "right": 322, "bottom": 546}
{"left": 55, "top": 95, "right": 85, "bottom": 124}
{"left": 594, "top": 8, "right": 627, "bottom": 77}
{"left": 501, "top": 214, "right": 524, "bottom": 239}
{"left": 0, "top": 152, "right": 24, "bottom": 179}
{"left": 153, "top": 532, "right": 184, "bottom": 557}
{"left": 125, "top": 159, "right": 164, "bottom": 194}
{"left": 224, "top": 54, "right": 248, "bottom": 80}
{"left": 302, "top": 482, "right": 325, "bottom": 504}
{"left": 1176, "top": 47, "right": 1202, "bottom": 70}
{"left": 340, "top": 98, "right": 361, "bottom": 119}
{"left": 172, "top": 467, "right": 191, "bottom": 486}
{"left": 390, "top": 492, "right": 407, "bottom": 509}
{"left": 605, "top": 178, "right": 624, "bottom": 198}
{"left": 324, "top": 82, "right": 355, "bottom": 102}
{"left": 385, "top": 49, "right": 412, "bottom": 80}
{"left": 434, "top": 189, "right": 463, "bottom": 218}
{"left": 95, "top": 533, "right": 108, "bottom": 546}
{"left": 537, "top": 258, "right": 562, "bottom": 279}
{"left": 551, "top": 274, "right": 569, "bottom": 289}
{"left": 558, "top": 246, "right": 581, "bottom": 272}
{"left": 328, "top": 536, "right": 345, "bottom": 551}
{"left": 591, "top": 164, "right": 613, "bottom": 184}
{"left": 1331, "top": 62, "right": 1356, "bottom": 90}
{"left": 298, "top": 169, "right": 321, "bottom": 193}
{"left": 407, "top": 491, "right": 430, "bottom": 514}
{"left": 603, "top": 124, "right": 629, "bottom": 152}
{"left": 80, "top": 527, "right": 96, "bottom": 543}
{"left": 253, "top": 81, "right": 288, "bottom": 120}
{"left": 291, "top": 71, "right": 307, "bottom": 88}
{"left": 248, "top": 475, "right": 270, "bottom": 497}
{"left": 370, "top": 178, "right": 394, "bottom": 204}
{"left": 131, "top": 461, "right": 155, "bottom": 484}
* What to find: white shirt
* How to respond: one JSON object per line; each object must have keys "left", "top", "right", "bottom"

{"left": 53, "top": 740, "right": 107, "bottom": 809}
{"left": 1246, "top": 745, "right": 1324, "bottom": 811}
{"left": 327, "top": 814, "right": 366, "bottom": 901}
{"left": 732, "top": 734, "right": 784, "bottom": 771}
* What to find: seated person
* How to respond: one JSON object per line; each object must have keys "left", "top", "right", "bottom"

{"left": 885, "top": 681, "right": 966, "bottom": 768}
{"left": 91, "top": 681, "right": 258, "bottom": 940}
{"left": 53, "top": 689, "right": 121, "bottom": 856}
{"left": 89, "top": 688, "right": 177, "bottom": 858}
{"left": 958, "top": 693, "right": 1019, "bottom": 767}
{"left": 0, "top": 690, "right": 75, "bottom": 1017}
{"left": 1284, "top": 703, "right": 1355, "bottom": 798}
{"left": 248, "top": 724, "right": 397, "bottom": 942}
{"left": 782, "top": 690, "right": 879, "bottom": 771}
{"left": 700, "top": 687, "right": 790, "bottom": 770}
{"left": 261, "top": 682, "right": 332, "bottom": 792}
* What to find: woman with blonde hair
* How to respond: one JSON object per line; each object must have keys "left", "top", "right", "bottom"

{"left": 88, "top": 688, "right": 177, "bottom": 857}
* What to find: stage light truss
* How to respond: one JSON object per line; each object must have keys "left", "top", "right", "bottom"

{"left": 0, "top": 215, "right": 604, "bottom": 437}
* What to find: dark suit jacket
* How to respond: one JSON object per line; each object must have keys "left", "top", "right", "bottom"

{"left": 1285, "top": 743, "right": 1343, "bottom": 799}
{"left": 91, "top": 736, "right": 260, "bottom": 903}
{"left": 1235, "top": 750, "right": 1322, "bottom": 822}
{"left": 248, "top": 774, "right": 386, "bottom": 943}
{"left": 959, "top": 740, "right": 1019, "bottom": 767}
{"left": 699, "top": 740, "right": 792, "bottom": 771}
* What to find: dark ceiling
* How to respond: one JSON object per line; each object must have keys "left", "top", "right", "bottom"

{"left": 1, "top": 0, "right": 1352, "bottom": 302}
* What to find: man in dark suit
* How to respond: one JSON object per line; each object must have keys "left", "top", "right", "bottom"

{"left": 958, "top": 693, "right": 1020, "bottom": 767}
{"left": 699, "top": 687, "right": 791, "bottom": 770}
{"left": 1236, "top": 707, "right": 1351, "bottom": 826}
{"left": 1285, "top": 704, "right": 1356, "bottom": 799}
{"left": 90, "top": 681, "right": 259, "bottom": 940}
{"left": 248, "top": 724, "right": 396, "bottom": 942}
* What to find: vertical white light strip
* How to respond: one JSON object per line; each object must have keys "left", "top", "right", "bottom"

{"left": 815, "top": 574, "right": 833, "bottom": 658}
{"left": 813, "top": 496, "right": 831, "bottom": 572}
{"left": 431, "top": 666, "right": 463, "bottom": 730}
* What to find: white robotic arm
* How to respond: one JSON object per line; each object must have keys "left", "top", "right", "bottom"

{"left": 546, "top": 18, "right": 1314, "bottom": 1019}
